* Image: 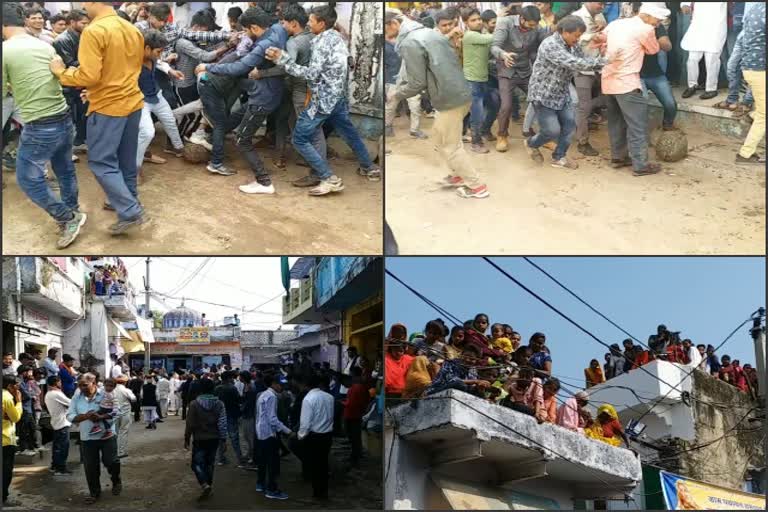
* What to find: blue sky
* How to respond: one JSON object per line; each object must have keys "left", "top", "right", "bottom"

{"left": 386, "top": 257, "right": 765, "bottom": 393}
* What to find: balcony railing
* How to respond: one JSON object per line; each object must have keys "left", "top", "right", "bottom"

{"left": 282, "top": 274, "right": 318, "bottom": 324}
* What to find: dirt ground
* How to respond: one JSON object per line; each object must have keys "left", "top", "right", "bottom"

{"left": 385, "top": 115, "right": 766, "bottom": 255}
{"left": 9, "top": 413, "right": 382, "bottom": 510}
{"left": 2, "top": 136, "right": 383, "bottom": 255}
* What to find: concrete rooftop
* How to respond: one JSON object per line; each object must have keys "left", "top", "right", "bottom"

{"left": 389, "top": 390, "right": 643, "bottom": 497}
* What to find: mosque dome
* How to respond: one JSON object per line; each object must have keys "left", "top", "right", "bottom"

{"left": 162, "top": 302, "right": 203, "bottom": 329}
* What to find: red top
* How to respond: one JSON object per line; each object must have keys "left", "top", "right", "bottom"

{"left": 601, "top": 417, "right": 624, "bottom": 438}
{"left": 666, "top": 344, "right": 686, "bottom": 364}
{"left": 385, "top": 353, "right": 414, "bottom": 395}
{"left": 632, "top": 351, "right": 650, "bottom": 369}
{"left": 343, "top": 383, "right": 371, "bottom": 420}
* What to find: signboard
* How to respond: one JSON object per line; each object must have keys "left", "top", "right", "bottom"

{"left": 432, "top": 475, "right": 561, "bottom": 510}
{"left": 177, "top": 327, "right": 210, "bottom": 344}
{"left": 660, "top": 471, "right": 765, "bottom": 510}
{"left": 149, "top": 341, "right": 241, "bottom": 355}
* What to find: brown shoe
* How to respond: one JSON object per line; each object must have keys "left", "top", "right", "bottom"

{"left": 633, "top": 163, "right": 662, "bottom": 176}
{"left": 144, "top": 154, "right": 166, "bottom": 165}
{"left": 610, "top": 158, "right": 633, "bottom": 169}
{"left": 292, "top": 175, "right": 322, "bottom": 188}
{"left": 496, "top": 135, "right": 509, "bottom": 152}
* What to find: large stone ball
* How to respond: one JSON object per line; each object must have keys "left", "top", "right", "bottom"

{"left": 182, "top": 144, "right": 210, "bottom": 164}
{"left": 655, "top": 130, "right": 688, "bottom": 162}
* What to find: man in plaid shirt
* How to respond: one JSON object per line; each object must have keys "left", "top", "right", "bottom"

{"left": 135, "top": 4, "right": 237, "bottom": 108}
{"left": 525, "top": 16, "right": 608, "bottom": 170}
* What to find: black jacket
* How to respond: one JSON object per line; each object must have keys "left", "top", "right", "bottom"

{"left": 141, "top": 383, "right": 158, "bottom": 407}
{"left": 214, "top": 382, "right": 241, "bottom": 419}
{"left": 52, "top": 29, "right": 81, "bottom": 68}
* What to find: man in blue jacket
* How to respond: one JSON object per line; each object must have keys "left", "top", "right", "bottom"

{"left": 196, "top": 8, "right": 287, "bottom": 196}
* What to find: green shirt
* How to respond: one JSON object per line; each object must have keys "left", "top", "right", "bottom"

{"left": 462, "top": 30, "right": 494, "bottom": 82}
{"left": 2, "top": 34, "right": 68, "bottom": 123}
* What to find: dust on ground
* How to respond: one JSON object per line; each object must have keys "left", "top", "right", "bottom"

{"left": 3, "top": 137, "right": 382, "bottom": 255}
{"left": 385, "top": 116, "right": 765, "bottom": 255}
{"left": 9, "top": 414, "right": 382, "bottom": 510}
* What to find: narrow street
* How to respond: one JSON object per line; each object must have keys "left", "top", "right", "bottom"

{"left": 9, "top": 414, "right": 382, "bottom": 510}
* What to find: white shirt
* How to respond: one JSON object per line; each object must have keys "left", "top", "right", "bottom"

{"left": 111, "top": 365, "right": 124, "bottom": 379}
{"left": 339, "top": 355, "right": 361, "bottom": 395}
{"left": 169, "top": 377, "right": 181, "bottom": 395}
{"left": 157, "top": 377, "right": 171, "bottom": 399}
{"left": 298, "top": 388, "right": 334, "bottom": 439}
{"left": 114, "top": 384, "right": 137, "bottom": 416}
{"left": 235, "top": 380, "right": 244, "bottom": 397}
{"left": 681, "top": 2, "right": 728, "bottom": 53}
{"left": 44, "top": 389, "right": 72, "bottom": 430}
{"left": 688, "top": 346, "right": 703, "bottom": 370}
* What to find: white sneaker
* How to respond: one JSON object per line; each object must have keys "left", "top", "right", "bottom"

{"left": 239, "top": 181, "right": 275, "bottom": 195}
{"left": 188, "top": 132, "right": 213, "bottom": 152}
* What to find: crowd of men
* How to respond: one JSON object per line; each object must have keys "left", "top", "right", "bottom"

{"left": 593, "top": 324, "right": 760, "bottom": 399}
{"left": 2, "top": 1, "right": 380, "bottom": 250}
{"left": 384, "top": 316, "right": 635, "bottom": 449}
{"left": 385, "top": 1, "right": 766, "bottom": 200}
{"left": 2, "top": 346, "right": 380, "bottom": 507}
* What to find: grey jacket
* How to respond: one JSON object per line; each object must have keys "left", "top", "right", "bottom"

{"left": 394, "top": 19, "right": 470, "bottom": 111}
{"left": 258, "top": 29, "right": 314, "bottom": 94}
{"left": 491, "top": 16, "right": 550, "bottom": 80}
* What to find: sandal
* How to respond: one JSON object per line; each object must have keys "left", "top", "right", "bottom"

{"left": 84, "top": 496, "right": 98, "bottom": 505}
{"left": 712, "top": 101, "right": 737, "bottom": 111}
{"left": 732, "top": 104, "right": 753, "bottom": 118}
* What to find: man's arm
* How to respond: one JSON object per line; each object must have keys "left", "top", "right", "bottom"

{"left": 3, "top": 393, "right": 22, "bottom": 424}
{"left": 641, "top": 26, "right": 660, "bottom": 55}
{"left": 66, "top": 397, "right": 93, "bottom": 423}
{"left": 207, "top": 42, "right": 267, "bottom": 76}
{"left": 257, "top": 37, "right": 299, "bottom": 79}
{"left": 55, "top": 393, "right": 72, "bottom": 409}
{"left": 268, "top": 395, "right": 291, "bottom": 435}
{"left": 58, "top": 28, "right": 104, "bottom": 88}
{"left": 177, "top": 39, "right": 228, "bottom": 63}
{"left": 297, "top": 394, "right": 312, "bottom": 439}
{"left": 2, "top": 57, "right": 9, "bottom": 98}
{"left": 393, "top": 41, "right": 428, "bottom": 101}
{"left": 463, "top": 30, "right": 494, "bottom": 46}
{"left": 490, "top": 18, "right": 509, "bottom": 59}
{"left": 548, "top": 40, "right": 606, "bottom": 73}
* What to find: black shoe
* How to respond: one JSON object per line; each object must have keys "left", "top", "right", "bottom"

{"left": 735, "top": 153, "right": 765, "bottom": 165}
{"left": 156, "top": 419, "right": 164, "bottom": 423}
{"left": 681, "top": 87, "right": 697, "bottom": 99}
{"left": 108, "top": 214, "right": 149, "bottom": 235}
{"left": 112, "top": 482, "right": 122, "bottom": 496}
{"left": 578, "top": 142, "right": 599, "bottom": 156}
{"left": 699, "top": 91, "right": 718, "bottom": 100}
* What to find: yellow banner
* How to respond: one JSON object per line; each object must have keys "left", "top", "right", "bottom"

{"left": 661, "top": 471, "right": 764, "bottom": 510}
{"left": 177, "top": 327, "right": 210, "bottom": 344}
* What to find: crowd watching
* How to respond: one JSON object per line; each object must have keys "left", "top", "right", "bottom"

{"left": 385, "top": 315, "right": 761, "bottom": 455}
{"left": 595, "top": 324, "right": 760, "bottom": 399}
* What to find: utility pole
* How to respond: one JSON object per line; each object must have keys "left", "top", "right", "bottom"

{"left": 144, "top": 257, "right": 151, "bottom": 369}
{"left": 750, "top": 307, "right": 766, "bottom": 400}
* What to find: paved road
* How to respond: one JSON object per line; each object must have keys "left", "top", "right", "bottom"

{"left": 8, "top": 413, "right": 382, "bottom": 509}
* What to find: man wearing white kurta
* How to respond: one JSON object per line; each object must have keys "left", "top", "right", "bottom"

{"left": 156, "top": 375, "right": 171, "bottom": 418}
{"left": 168, "top": 373, "right": 182, "bottom": 415}
{"left": 113, "top": 377, "right": 136, "bottom": 458}
{"left": 680, "top": 2, "right": 727, "bottom": 100}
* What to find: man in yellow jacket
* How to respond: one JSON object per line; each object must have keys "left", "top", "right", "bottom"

{"left": 3, "top": 375, "right": 24, "bottom": 507}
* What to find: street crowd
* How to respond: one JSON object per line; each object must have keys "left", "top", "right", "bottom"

{"left": 385, "top": 1, "right": 766, "bottom": 199}
{"left": 2, "top": 347, "right": 382, "bottom": 507}
{"left": 2, "top": 1, "right": 380, "bottom": 250}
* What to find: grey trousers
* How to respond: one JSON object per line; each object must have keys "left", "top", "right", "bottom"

{"left": 605, "top": 90, "right": 649, "bottom": 171}
{"left": 574, "top": 74, "right": 604, "bottom": 145}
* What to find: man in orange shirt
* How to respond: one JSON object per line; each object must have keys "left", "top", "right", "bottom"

{"left": 50, "top": 2, "right": 148, "bottom": 235}
{"left": 601, "top": 4, "right": 668, "bottom": 177}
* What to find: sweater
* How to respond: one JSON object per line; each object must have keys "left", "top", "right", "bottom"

{"left": 184, "top": 395, "right": 227, "bottom": 444}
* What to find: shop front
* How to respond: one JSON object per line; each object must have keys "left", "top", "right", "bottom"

{"left": 129, "top": 340, "right": 242, "bottom": 374}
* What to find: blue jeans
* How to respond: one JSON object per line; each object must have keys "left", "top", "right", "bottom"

{"left": 16, "top": 114, "right": 79, "bottom": 223}
{"left": 217, "top": 416, "right": 243, "bottom": 463}
{"left": 642, "top": 75, "right": 677, "bottom": 128}
{"left": 198, "top": 79, "right": 230, "bottom": 166}
{"left": 192, "top": 439, "right": 219, "bottom": 486}
{"left": 292, "top": 99, "right": 373, "bottom": 180}
{"left": 468, "top": 80, "right": 488, "bottom": 143}
{"left": 726, "top": 35, "right": 753, "bottom": 106}
{"left": 51, "top": 426, "right": 70, "bottom": 471}
{"left": 482, "top": 77, "right": 501, "bottom": 136}
{"left": 87, "top": 110, "right": 143, "bottom": 221}
{"left": 528, "top": 103, "right": 576, "bottom": 161}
